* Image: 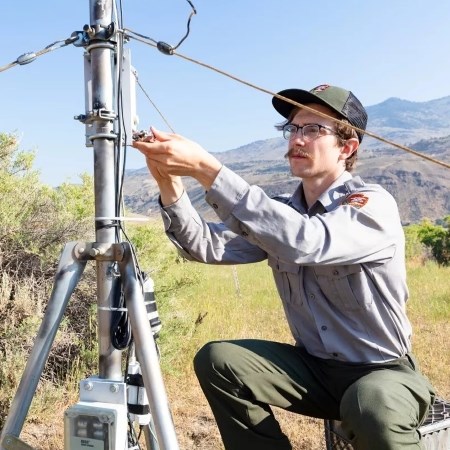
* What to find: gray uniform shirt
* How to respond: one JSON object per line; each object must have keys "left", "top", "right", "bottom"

{"left": 160, "top": 166, "right": 412, "bottom": 363}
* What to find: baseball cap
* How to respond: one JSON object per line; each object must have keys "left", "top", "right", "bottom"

{"left": 272, "top": 84, "right": 368, "bottom": 142}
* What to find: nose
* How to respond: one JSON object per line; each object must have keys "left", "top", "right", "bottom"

{"left": 290, "top": 133, "right": 306, "bottom": 146}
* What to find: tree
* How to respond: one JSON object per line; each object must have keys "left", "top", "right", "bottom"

{"left": 416, "top": 217, "right": 450, "bottom": 266}
{"left": 0, "top": 132, "right": 95, "bottom": 274}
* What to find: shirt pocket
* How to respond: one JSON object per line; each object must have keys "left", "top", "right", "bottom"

{"left": 268, "top": 257, "right": 301, "bottom": 304}
{"left": 313, "top": 264, "right": 373, "bottom": 311}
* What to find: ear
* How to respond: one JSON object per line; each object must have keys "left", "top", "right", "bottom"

{"left": 339, "top": 138, "right": 359, "bottom": 162}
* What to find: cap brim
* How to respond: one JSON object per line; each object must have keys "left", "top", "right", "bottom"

{"left": 272, "top": 89, "right": 339, "bottom": 119}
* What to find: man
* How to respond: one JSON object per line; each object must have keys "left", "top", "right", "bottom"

{"left": 133, "top": 84, "right": 435, "bottom": 450}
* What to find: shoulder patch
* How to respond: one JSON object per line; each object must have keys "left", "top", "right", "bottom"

{"left": 341, "top": 193, "right": 369, "bottom": 209}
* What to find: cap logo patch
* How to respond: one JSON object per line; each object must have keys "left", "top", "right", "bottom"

{"left": 341, "top": 193, "right": 369, "bottom": 209}
{"left": 312, "top": 84, "right": 330, "bottom": 93}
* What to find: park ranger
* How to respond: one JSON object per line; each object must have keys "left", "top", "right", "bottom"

{"left": 133, "top": 84, "right": 435, "bottom": 450}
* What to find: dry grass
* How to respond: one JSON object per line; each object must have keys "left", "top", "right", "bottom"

{"left": 165, "top": 371, "right": 326, "bottom": 450}
{"left": 406, "top": 261, "right": 450, "bottom": 398}
{"left": 2, "top": 242, "right": 449, "bottom": 449}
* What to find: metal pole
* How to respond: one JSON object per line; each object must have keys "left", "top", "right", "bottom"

{"left": 87, "top": 0, "right": 122, "bottom": 380}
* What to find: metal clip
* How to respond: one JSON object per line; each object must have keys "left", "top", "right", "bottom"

{"left": 132, "top": 130, "right": 155, "bottom": 142}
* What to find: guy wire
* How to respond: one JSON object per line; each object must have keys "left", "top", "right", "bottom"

{"left": 123, "top": 30, "right": 450, "bottom": 171}
{"left": 0, "top": 35, "right": 78, "bottom": 72}
{"left": 134, "top": 74, "right": 176, "bottom": 133}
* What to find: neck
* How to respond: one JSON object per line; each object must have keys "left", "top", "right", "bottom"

{"left": 302, "top": 170, "right": 346, "bottom": 208}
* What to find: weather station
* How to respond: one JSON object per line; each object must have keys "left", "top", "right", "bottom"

{"left": 0, "top": 1, "right": 449, "bottom": 450}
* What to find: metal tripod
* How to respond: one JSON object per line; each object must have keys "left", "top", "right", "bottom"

{"left": 0, "top": 1, "right": 179, "bottom": 449}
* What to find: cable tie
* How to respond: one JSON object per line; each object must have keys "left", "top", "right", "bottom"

{"left": 157, "top": 41, "right": 174, "bottom": 55}
{"left": 95, "top": 216, "right": 150, "bottom": 222}
{"left": 98, "top": 306, "right": 128, "bottom": 312}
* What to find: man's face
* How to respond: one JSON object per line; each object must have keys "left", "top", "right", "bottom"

{"left": 286, "top": 103, "right": 346, "bottom": 180}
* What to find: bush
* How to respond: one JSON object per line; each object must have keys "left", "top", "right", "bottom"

{"left": 0, "top": 133, "right": 98, "bottom": 428}
{"left": 417, "top": 218, "right": 450, "bottom": 266}
{"left": 404, "top": 218, "right": 450, "bottom": 266}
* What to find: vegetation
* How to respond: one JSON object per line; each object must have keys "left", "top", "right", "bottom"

{"left": 0, "top": 131, "right": 449, "bottom": 449}
{"left": 407, "top": 217, "right": 450, "bottom": 266}
{"left": 0, "top": 133, "right": 97, "bottom": 442}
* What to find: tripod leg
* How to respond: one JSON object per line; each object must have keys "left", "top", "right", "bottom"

{"left": 0, "top": 242, "right": 87, "bottom": 448}
{"left": 118, "top": 243, "right": 179, "bottom": 450}
{"left": 143, "top": 419, "right": 159, "bottom": 450}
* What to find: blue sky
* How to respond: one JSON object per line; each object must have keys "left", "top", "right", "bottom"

{"left": 2, "top": 1, "right": 450, "bottom": 185}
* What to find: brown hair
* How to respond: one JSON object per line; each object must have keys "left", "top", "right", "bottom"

{"left": 276, "top": 107, "right": 359, "bottom": 172}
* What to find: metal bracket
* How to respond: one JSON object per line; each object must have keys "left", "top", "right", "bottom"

{"left": 1, "top": 435, "right": 35, "bottom": 450}
{"left": 76, "top": 108, "right": 116, "bottom": 124}
{"left": 74, "top": 242, "right": 125, "bottom": 262}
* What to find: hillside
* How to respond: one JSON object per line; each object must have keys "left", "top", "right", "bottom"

{"left": 124, "top": 96, "right": 450, "bottom": 224}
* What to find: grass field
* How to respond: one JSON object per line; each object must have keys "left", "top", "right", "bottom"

{"left": 3, "top": 221, "right": 449, "bottom": 449}
{"left": 153, "top": 256, "right": 450, "bottom": 450}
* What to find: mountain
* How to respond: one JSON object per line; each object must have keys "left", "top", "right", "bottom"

{"left": 123, "top": 96, "right": 450, "bottom": 224}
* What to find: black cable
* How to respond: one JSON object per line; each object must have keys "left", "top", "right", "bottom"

{"left": 127, "top": 413, "right": 142, "bottom": 449}
{"left": 110, "top": 0, "right": 136, "bottom": 351}
{"left": 115, "top": 0, "right": 126, "bottom": 242}
{"left": 134, "top": 0, "right": 197, "bottom": 55}
{"left": 110, "top": 280, "right": 133, "bottom": 350}
{"left": 172, "top": 0, "right": 197, "bottom": 51}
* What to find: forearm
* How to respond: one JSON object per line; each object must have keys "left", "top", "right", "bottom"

{"left": 158, "top": 177, "right": 184, "bottom": 206}
{"left": 193, "top": 153, "right": 222, "bottom": 191}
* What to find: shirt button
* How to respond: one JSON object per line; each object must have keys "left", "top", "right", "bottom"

{"left": 321, "top": 325, "right": 328, "bottom": 331}
{"left": 333, "top": 270, "right": 339, "bottom": 276}
{"left": 242, "top": 231, "right": 248, "bottom": 237}
{"left": 309, "top": 293, "right": 315, "bottom": 300}
{"left": 332, "top": 353, "right": 339, "bottom": 357}
{"left": 212, "top": 203, "right": 218, "bottom": 209}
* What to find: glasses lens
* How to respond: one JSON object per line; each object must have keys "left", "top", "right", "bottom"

{"left": 283, "top": 124, "right": 296, "bottom": 140}
{"left": 302, "top": 124, "right": 320, "bottom": 141}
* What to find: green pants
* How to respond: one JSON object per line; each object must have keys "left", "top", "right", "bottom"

{"left": 193, "top": 339, "right": 435, "bottom": 450}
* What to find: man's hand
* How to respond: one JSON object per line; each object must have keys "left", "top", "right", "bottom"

{"left": 132, "top": 128, "right": 222, "bottom": 191}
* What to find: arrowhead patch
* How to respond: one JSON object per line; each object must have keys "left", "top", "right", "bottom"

{"left": 341, "top": 193, "right": 369, "bottom": 209}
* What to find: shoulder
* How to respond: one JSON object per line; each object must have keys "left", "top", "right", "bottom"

{"left": 342, "top": 175, "right": 397, "bottom": 209}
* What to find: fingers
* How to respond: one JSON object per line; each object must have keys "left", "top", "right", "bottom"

{"left": 132, "top": 127, "right": 174, "bottom": 153}
{"left": 150, "top": 127, "right": 174, "bottom": 142}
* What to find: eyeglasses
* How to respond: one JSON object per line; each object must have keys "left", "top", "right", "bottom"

{"left": 282, "top": 123, "right": 337, "bottom": 141}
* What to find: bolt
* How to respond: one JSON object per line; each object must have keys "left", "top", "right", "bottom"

{"left": 84, "top": 381, "right": 94, "bottom": 391}
{"left": 110, "top": 384, "right": 119, "bottom": 393}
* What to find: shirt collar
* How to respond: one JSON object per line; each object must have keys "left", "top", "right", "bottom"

{"left": 291, "top": 171, "right": 353, "bottom": 215}
{"left": 316, "top": 171, "right": 353, "bottom": 211}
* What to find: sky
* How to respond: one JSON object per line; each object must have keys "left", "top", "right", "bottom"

{"left": 2, "top": 0, "right": 450, "bottom": 186}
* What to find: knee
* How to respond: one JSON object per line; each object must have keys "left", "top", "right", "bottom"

{"left": 193, "top": 340, "right": 228, "bottom": 382}
{"left": 341, "top": 382, "right": 392, "bottom": 434}
{"left": 193, "top": 341, "right": 214, "bottom": 379}
{"left": 340, "top": 379, "right": 420, "bottom": 448}
{"left": 194, "top": 340, "right": 248, "bottom": 387}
